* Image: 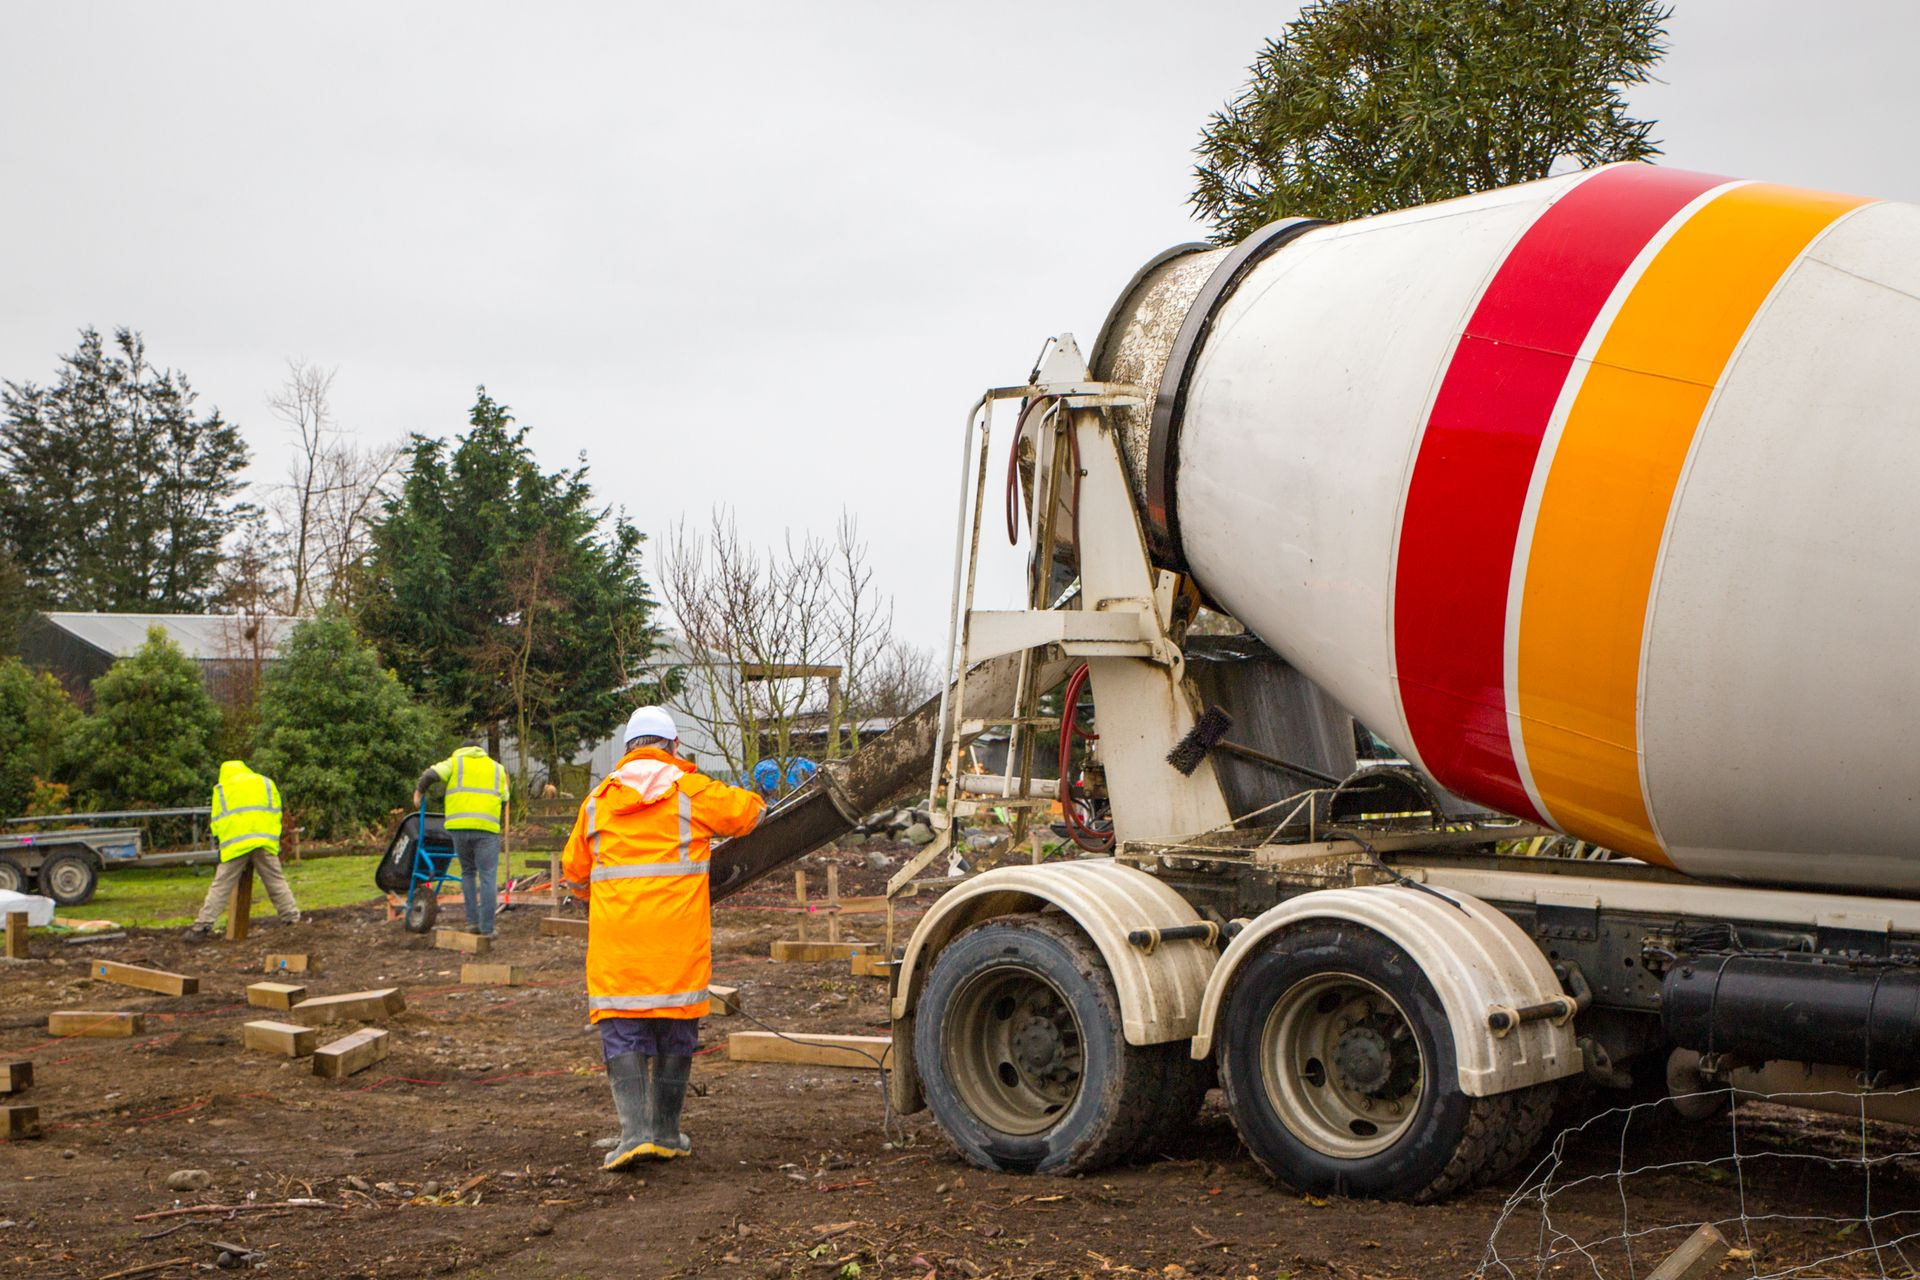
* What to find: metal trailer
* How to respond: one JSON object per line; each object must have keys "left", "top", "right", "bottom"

{"left": 0, "top": 808, "right": 219, "bottom": 906}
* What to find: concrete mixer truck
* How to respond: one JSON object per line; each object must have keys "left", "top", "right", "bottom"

{"left": 708, "top": 161, "right": 1920, "bottom": 1201}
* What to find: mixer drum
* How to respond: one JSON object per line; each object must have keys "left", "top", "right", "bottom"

{"left": 1096, "top": 164, "right": 1920, "bottom": 895}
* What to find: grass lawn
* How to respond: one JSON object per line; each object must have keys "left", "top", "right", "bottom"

{"left": 80, "top": 852, "right": 388, "bottom": 928}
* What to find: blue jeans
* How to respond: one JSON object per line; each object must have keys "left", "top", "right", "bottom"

{"left": 451, "top": 829, "right": 500, "bottom": 935}
{"left": 600, "top": 1017, "right": 701, "bottom": 1059}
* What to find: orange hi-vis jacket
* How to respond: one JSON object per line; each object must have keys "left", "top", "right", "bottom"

{"left": 561, "top": 747, "right": 765, "bottom": 1022}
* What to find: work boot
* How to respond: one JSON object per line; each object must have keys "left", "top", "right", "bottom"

{"left": 642, "top": 1054, "right": 693, "bottom": 1159}
{"left": 183, "top": 924, "right": 214, "bottom": 945}
{"left": 601, "top": 1052, "right": 654, "bottom": 1172}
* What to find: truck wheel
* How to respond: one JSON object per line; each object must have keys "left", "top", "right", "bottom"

{"left": 1132, "top": 1046, "right": 1216, "bottom": 1159}
{"left": 914, "top": 914, "right": 1160, "bottom": 1175}
{"left": 1217, "top": 921, "right": 1552, "bottom": 1201}
{"left": 0, "top": 855, "right": 29, "bottom": 895}
{"left": 37, "top": 851, "right": 98, "bottom": 906}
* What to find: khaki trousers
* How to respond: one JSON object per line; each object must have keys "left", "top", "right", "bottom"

{"left": 193, "top": 849, "right": 301, "bottom": 928}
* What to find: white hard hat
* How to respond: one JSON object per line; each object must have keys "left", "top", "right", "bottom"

{"left": 624, "top": 705, "right": 678, "bottom": 744}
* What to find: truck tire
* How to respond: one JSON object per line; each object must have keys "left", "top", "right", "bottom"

{"left": 1217, "top": 921, "right": 1553, "bottom": 1201}
{"left": 37, "top": 851, "right": 98, "bottom": 906}
{"left": 0, "top": 855, "right": 29, "bottom": 895}
{"left": 1131, "top": 1046, "right": 1215, "bottom": 1160}
{"left": 914, "top": 914, "right": 1160, "bottom": 1175}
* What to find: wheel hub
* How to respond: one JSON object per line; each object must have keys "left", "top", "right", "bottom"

{"left": 1332, "top": 1024, "right": 1392, "bottom": 1092}
{"left": 1259, "top": 972, "right": 1428, "bottom": 1159}
{"left": 943, "top": 967, "right": 1086, "bottom": 1135}
{"left": 1012, "top": 1011, "right": 1066, "bottom": 1077}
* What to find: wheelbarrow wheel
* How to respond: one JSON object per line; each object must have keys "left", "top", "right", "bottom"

{"left": 405, "top": 889, "right": 438, "bottom": 934}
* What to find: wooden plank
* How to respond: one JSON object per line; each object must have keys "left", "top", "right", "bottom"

{"left": 5, "top": 910, "right": 26, "bottom": 960}
{"left": 771, "top": 939, "right": 870, "bottom": 963}
{"left": 460, "top": 963, "right": 523, "bottom": 986}
{"left": 434, "top": 929, "right": 491, "bottom": 955}
{"left": 850, "top": 953, "right": 897, "bottom": 979}
{"left": 0, "top": 1061, "right": 31, "bottom": 1094}
{"left": 242, "top": 1020, "right": 318, "bottom": 1057}
{"left": 312, "top": 1028, "right": 390, "bottom": 1079}
{"left": 246, "top": 981, "right": 307, "bottom": 1010}
{"left": 48, "top": 1010, "right": 144, "bottom": 1037}
{"left": 539, "top": 916, "right": 588, "bottom": 939}
{"left": 1648, "top": 1223, "right": 1731, "bottom": 1280}
{"left": 225, "top": 862, "right": 255, "bottom": 942}
{"left": 89, "top": 960, "right": 200, "bottom": 997}
{"left": 708, "top": 984, "right": 740, "bottom": 1017}
{"left": 2, "top": 1104, "right": 40, "bottom": 1138}
{"left": 290, "top": 988, "right": 405, "bottom": 1025}
{"left": 263, "top": 954, "right": 314, "bottom": 974}
{"left": 726, "top": 1032, "right": 892, "bottom": 1070}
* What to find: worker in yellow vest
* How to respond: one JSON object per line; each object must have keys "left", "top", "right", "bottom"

{"left": 186, "top": 760, "right": 302, "bottom": 940}
{"left": 414, "top": 738, "right": 511, "bottom": 936}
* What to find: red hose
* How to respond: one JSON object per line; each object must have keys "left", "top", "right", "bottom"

{"left": 1057, "top": 663, "right": 1114, "bottom": 852}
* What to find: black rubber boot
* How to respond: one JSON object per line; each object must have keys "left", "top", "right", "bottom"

{"left": 642, "top": 1054, "right": 693, "bottom": 1159}
{"left": 601, "top": 1052, "right": 654, "bottom": 1171}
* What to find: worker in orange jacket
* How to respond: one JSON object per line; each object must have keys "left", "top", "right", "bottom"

{"left": 561, "top": 706, "right": 765, "bottom": 1171}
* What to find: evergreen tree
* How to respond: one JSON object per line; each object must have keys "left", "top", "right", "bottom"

{"left": 1192, "top": 0, "right": 1669, "bottom": 238}
{"left": 61, "top": 628, "right": 220, "bottom": 809}
{"left": 252, "top": 613, "right": 446, "bottom": 840}
{"left": 0, "top": 327, "right": 254, "bottom": 610}
{"left": 0, "top": 657, "right": 79, "bottom": 819}
{"left": 359, "top": 389, "right": 666, "bottom": 786}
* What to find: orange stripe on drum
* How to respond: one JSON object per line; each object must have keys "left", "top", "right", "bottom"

{"left": 1514, "top": 182, "right": 1870, "bottom": 861}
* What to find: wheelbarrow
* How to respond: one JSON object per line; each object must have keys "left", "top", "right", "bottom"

{"left": 375, "top": 803, "right": 461, "bottom": 933}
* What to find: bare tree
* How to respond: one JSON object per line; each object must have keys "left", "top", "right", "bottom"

{"left": 659, "top": 507, "right": 925, "bottom": 785}
{"left": 660, "top": 510, "right": 837, "bottom": 781}
{"left": 489, "top": 532, "right": 563, "bottom": 797}
{"left": 830, "top": 513, "right": 892, "bottom": 754}
{"left": 269, "top": 360, "right": 400, "bottom": 613}
{"left": 855, "top": 638, "right": 940, "bottom": 721}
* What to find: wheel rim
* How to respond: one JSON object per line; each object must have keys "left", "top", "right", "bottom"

{"left": 0, "top": 862, "right": 21, "bottom": 893}
{"left": 45, "top": 859, "right": 89, "bottom": 901}
{"left": 941, "top": 963, "right": 1085, "bottom": 1135}
{"left": 1259, "top": 971, "right": 1425, "bottom": 1159}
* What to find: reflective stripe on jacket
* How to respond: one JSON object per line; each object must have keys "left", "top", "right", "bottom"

{"left": 560, "top": 747, "right": 765, "bottom": 1021}
{"left": 210, "top": 760, "right": 282, "bottom": 862}
{"left": 432, "top": 748, "right": 508, "bottom": 832}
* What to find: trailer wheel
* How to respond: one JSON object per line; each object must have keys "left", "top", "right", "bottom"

{"left": 914, "top": 914, "right": 1159, "bottom": 1175}
{"left": 404, "top": 890, "right": 438, "bottom": 934}
{"left": 37, "top": 851, "right": 97, "bottom": 906}
{"left": 0, "top": 855, "right": 29, "bottom": 895}
{"left": 1218, "top": 921, "right": 1550, "bottom": 1201}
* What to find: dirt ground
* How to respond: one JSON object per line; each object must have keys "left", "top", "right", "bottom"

{"left": 3, "top": 847, "right": 1917, "bottom": 1280}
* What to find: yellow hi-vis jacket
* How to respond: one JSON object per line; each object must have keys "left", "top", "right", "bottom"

{"left": 431, "top": 747, "right": 509, "bottom": 832}
{"left": 560, "top": 747, "right": 765, "bottom": 1021}
{"left": 210, "top": 760, "right": 282, "bottom": 862}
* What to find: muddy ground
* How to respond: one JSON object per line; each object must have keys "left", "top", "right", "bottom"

{"left": 3, "top": 847, "right": 1917, "bottom": 1280}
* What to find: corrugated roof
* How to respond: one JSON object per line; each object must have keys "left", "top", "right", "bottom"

{"left": 39, "top": 613, "right": 298, "bottom": 661}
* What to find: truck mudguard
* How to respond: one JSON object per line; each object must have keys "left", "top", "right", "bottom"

{"left": 1190, "top": 883, "right": 1580, "bottom": 1097}
{"left": 891, "top": 859, "right": 1215, "bottom": 1046}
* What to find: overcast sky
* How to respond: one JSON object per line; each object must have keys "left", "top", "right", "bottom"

{"left": 4, "top": 1, "right": 1916, "bottom": 650}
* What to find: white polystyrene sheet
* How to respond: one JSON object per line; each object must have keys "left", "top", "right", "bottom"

{"left": 1640, "top": 199, "right": 1920, "bottom": 890}
{"left": 0, "top": 890, "right": 56, "bottom": 927}
{"left": 1176, "top": 175, "right": 1577, "bottom": 762}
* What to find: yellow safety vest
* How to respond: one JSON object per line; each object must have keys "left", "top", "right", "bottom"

{"left": 210, "top": 762, "right": 282, "bottom": 861}
{"left": 436, "top": 749, "right": 508, "bottom": 833}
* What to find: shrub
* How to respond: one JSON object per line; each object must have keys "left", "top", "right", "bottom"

{"left": 62, "top": 629, "right": 219, "bottom": 809}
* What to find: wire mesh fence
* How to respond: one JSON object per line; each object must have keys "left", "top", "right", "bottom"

{"left": 1476, "top": 1082, "right": 1920, "bottom": 1280}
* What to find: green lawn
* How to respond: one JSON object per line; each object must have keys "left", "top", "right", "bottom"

{"left": 79, "top": 853, "right": 388, "bottom": 928}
